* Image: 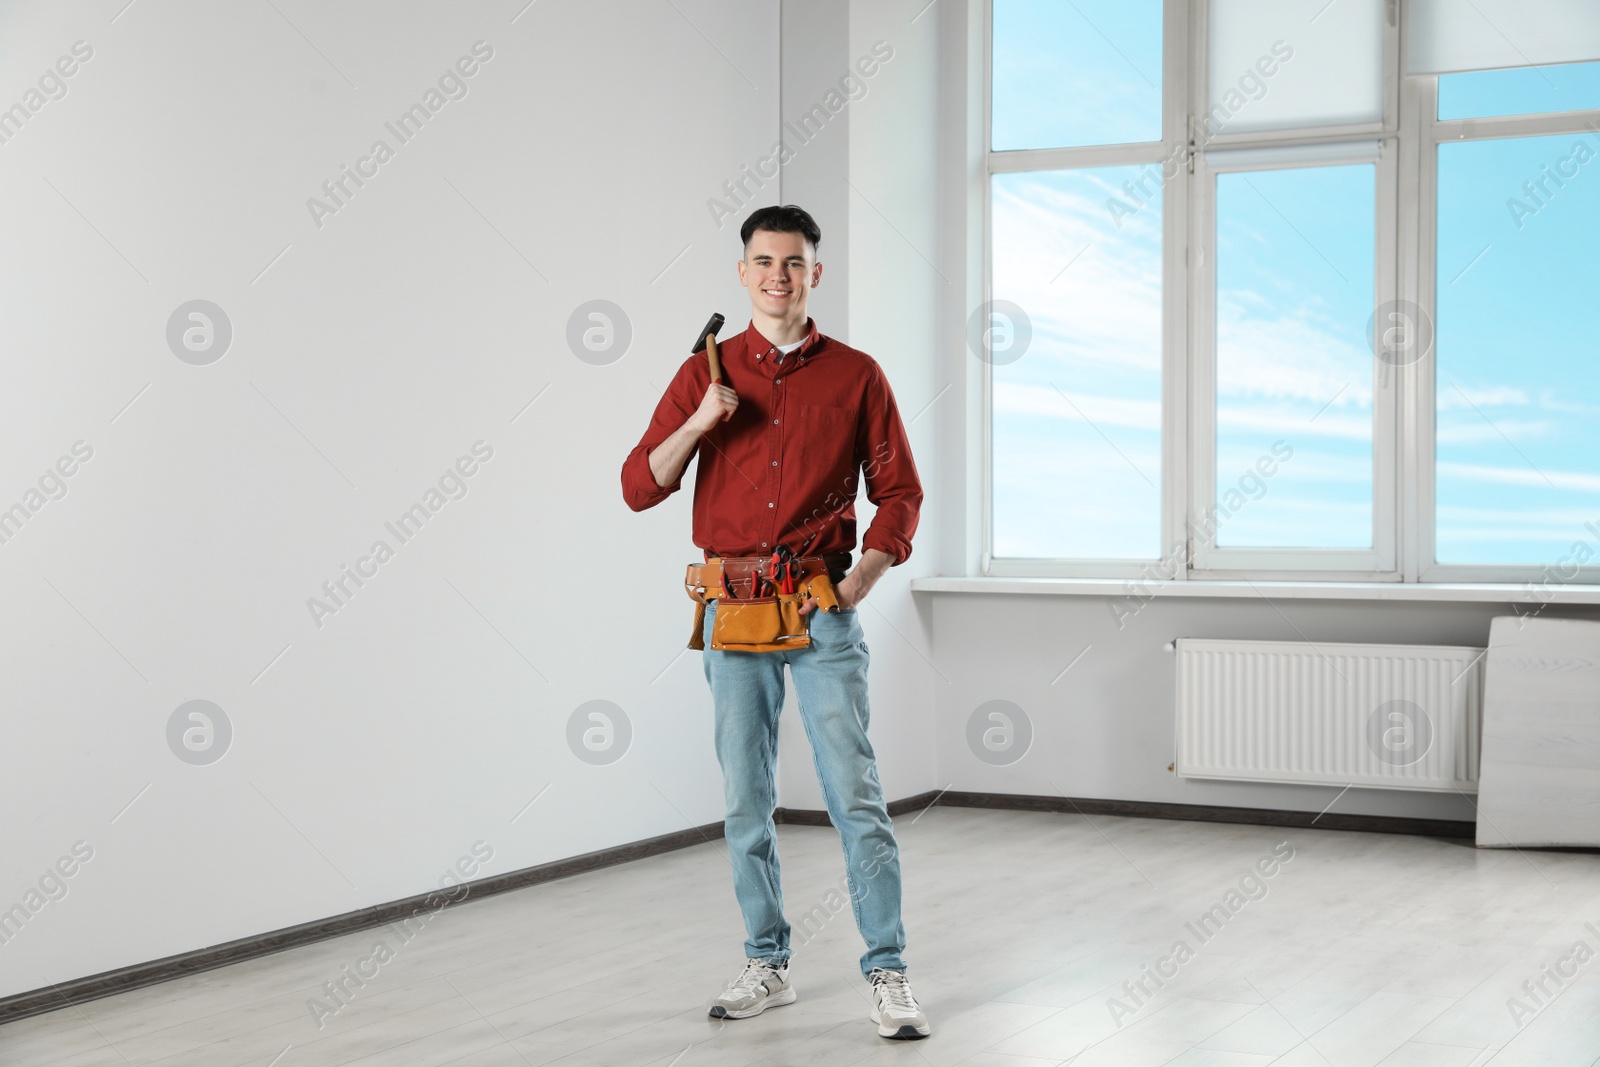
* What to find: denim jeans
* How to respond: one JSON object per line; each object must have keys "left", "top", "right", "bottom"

{"left": 702, "top": 599, "right": 908, "bottom": 978}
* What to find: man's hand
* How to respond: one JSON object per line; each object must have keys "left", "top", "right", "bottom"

{"left": 649, "top": 382, "right": 738, "bottom": 488}
{"left": 689, "top": 382, "right": 739, "bottom": 432}
{"left": 803, "top": 576, "right": 859, "bottom": 614}
{"left": 798, "top": 548, "right": 894, "bottom": 615}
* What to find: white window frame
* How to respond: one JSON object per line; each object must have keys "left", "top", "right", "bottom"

{"left": 1188, "top": 0, "right": 1400, "bottom": 580}
{"left": 980, "top": 0, "right": 1600, "bottom": 587}
{"left": 983, "top": 0, "right": 1191, "bottom": 580}
{"left": 1409, "top": 43, "right": 1600, "bottom": 584}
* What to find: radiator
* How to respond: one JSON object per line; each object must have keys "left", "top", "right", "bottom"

{"left": 1175, "top": 638, "right": 1485, "bottom": 793}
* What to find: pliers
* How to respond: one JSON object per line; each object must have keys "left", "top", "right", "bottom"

{"left": 725, "top": 566, "right": 765, "bottom": 599}
{"left": 768, "top": 546, "right": 801, "bottom": 595}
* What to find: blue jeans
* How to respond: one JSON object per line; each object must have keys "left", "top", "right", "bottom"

{"left": 702, "top": 600, "right": 908, "bottom": 978}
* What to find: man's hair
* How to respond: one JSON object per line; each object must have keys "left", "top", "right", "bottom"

{"left": 740, "top": 204, "right": 821, "bottom": 256}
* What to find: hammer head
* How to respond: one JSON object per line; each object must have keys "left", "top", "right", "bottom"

{"left": 691, "top": 313, "right": 725, "bottom": 354}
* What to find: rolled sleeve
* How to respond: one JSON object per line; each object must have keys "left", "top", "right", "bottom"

{"left": 621, "top": 362, "right": 700, "bottom": 512}
{"left": 855, "top": 362, "right": 923, "bottom": 565}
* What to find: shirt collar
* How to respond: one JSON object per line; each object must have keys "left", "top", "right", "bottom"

{"left": 745, "top": 318, "right": 823, "bottom": 365}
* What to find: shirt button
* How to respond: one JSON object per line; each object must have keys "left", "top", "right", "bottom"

{"left": 771, "top": 461, "right": 777, "bottom": 466}
{"left": 761, "top": 542, "right": 768, "bottom": 548}
{"left": 772, "top": 418, "right": 779, "bottom": 424}
{"left": 775, "top": 378, "right": 782, "bottom": 385}
{"left": 768, "top": 502, "right": 774, "bottom": 508}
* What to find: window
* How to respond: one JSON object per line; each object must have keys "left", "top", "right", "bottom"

{"left": 991, "top": 166, "right": 1164, "bottom": 560}
{"left": 984, "top": 0, "right": 1600, "bottom": 584}
{"left": 1429, "top": 95, "right": 1600, "bottom": 573}
{"left": 1211, "top": 162, "right": 1376, "bottom": 552}
{"left": 987, "top": 0, "right": 1171, "bottom": 576}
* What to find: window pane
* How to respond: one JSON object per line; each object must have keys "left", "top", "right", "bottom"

{"left": 1435, "top": 135, "right": 1600, "bottom": 565}
{"left": 1213, "top": 165, "right": 1375, "bottom": 548}
{"left": 1439, "top": 61, "right": 1600, "bottom": 120}
{"left": 991, "top": 168, "right": 1162, "bottom": 558}
{"left": 992, "top": 0, "right": 1162, "bottom": 151}
{"left": 1207, "top": 0, "right": 1383, "bottom": 135}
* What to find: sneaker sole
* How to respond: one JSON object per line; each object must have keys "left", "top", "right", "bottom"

{"left": 871, "top": 1006, "right": 930, "bottom": 1039}
{"left": 708, "top": 987, "right": 796, "bottom": 1020}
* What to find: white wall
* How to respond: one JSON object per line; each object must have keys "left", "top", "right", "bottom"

{"left": 842, "top": 0, "right": 944, "bottom": 809}
{"left": 0, "top": 0, "right": 783, "bottom": 998}
{"left": 928, "top": 593, "right": 1591, "bottom": 822}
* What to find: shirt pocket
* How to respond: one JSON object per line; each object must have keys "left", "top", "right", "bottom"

{"left": 795, "top": 403, "right": 856, "bottom": 432}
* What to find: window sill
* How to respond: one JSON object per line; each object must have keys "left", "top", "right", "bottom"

{"left": 909, "top": 576, "right": 1600, "bottom": 604}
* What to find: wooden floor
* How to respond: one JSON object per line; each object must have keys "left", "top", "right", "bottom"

{"left": 6, "top": 806, "right": 1600, "bottom": 1066}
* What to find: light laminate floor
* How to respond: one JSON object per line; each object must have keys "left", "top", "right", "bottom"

{"left": 5, "top": 806, "right": 1600, "bottom": 1066}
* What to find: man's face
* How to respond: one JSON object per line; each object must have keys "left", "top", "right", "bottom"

{"left": 737, "top": 229, "right": 821, "bottom": 321}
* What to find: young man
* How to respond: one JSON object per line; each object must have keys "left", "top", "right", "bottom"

{"left": 620, "top": 205, "right": 929, "bottom": 1040}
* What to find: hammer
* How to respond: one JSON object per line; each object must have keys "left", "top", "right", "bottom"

{"left": 691, "top": 312, "right": 726, "bottom": 382}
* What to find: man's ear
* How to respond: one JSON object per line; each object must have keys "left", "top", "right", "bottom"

{"left": 811, "top": 261, "right": 824, "bottom": 287}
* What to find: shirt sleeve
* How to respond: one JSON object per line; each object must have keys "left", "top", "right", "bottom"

{"left": 855, "top": 360, "right": 923, "bottom": 564}
{"left": 621, "top": 357, "right": 703, "bottom": 512}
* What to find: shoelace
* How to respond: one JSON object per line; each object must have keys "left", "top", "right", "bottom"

{"left": 725, "top": 958, "right": 779, "bottom": 997}
{"left": 870, "top": 969, "right": 918, "bottom": 1015}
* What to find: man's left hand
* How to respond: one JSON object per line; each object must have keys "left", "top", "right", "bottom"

{"left": 797, "top": 549, "right": 895, "bottom": 615}
{"left": 800, "top": 578, "right": 859, "bottom": 615}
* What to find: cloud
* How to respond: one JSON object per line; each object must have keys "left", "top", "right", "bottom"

{"left": 1214, "top": 291, "right": 1373, "bottom": 407}
{"left": 1436, "top": 418, "right": 1555, "bottom": 445}
{"left": 994, "top": 381, "right": 1159, "bottom": 431}
{"left": 1437, "top": 384, "right": 1530, "bottom": 409}
{"left": 1437, "top": 461, "right": 1600, "bottom": 493}
{"left": 1217, "top": 403, "right": 1370, "bottom": 442}
{"left": 991, "top": 177, "right": 1163, "bottom": 376}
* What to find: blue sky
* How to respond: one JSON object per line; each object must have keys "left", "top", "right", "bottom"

{"left": 991, "top": 0, "right": 1162, "bottom": 153}
{"left": 990, "top": 2, "right": 1599, "bottom": 566}
{"left": 1435, "top": 129, "right": 1600, "bottom": 564}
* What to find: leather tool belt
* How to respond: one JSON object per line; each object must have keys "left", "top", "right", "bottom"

{"left": 684, "top": 550, "right": 841, "bottom": 652}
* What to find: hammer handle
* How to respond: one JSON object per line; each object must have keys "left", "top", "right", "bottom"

{"left": 706, "top": 334, "right": 722, "bottom": 383}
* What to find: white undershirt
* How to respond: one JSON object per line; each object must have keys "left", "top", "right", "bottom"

{"left": 774, "top": 338, "right": 804, "bottom": 364}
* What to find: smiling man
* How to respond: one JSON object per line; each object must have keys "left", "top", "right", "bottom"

{"left": 621, "top": 204, "right": 929, "bottom": 1040}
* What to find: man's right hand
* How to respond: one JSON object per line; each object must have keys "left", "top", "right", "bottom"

{"left": 690, "top": 382, "right": 739, "bottom": 432}
{"left": 649, "top": 382, "right": 739, "bottom": 489}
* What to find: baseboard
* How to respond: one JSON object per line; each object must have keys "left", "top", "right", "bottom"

{"left": 0, "top": 788, "right": 1472, "bottom": 1027}
{"left": 0, "top": 819, "right": 726, "bottom": 1027}
{"left": 927, "top": 791, "right": 1477, "bottom": 840}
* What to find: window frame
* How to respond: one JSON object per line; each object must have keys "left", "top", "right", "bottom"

{"left": 1188, "top": 139, "right": 1399, "bottom": 579}
{"left": 1189, "top": 0, "right": 1401, "bottom": 580}
{"left": 982, "top": 0, "right": 1191, "bottom": 580}
{"left": 980, "top": 0, "right": 1600, "bottom": 586}
{"left": 1410, "top": 58, "right": 1600, "bottom": 583}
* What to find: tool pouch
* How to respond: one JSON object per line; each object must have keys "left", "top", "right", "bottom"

{"left": 684, "top": 555, "right": 840, "bottom": 652}
{"left": 709, "top": 593, "right": 809, "bottom": 652}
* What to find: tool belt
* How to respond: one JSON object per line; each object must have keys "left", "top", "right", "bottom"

{"left": 684, "top": 548, "right": 841, "bottom": 652}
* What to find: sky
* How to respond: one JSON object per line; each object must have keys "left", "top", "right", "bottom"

{"left": 990, "top": 0, "right": 1600, "bottom": 567}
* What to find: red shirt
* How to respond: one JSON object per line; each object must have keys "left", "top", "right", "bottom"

{"left": 621, "top": 318, "right": 923, "bottom": 571}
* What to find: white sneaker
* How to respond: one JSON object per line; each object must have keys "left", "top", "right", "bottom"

{"left": 868, "top": 967, "right": 930, "bottom": 1039}
{"left": 708, "top": 957, "right": 796, "bottom": 1019}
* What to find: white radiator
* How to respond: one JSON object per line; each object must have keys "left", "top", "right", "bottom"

{"left": 1175, "top": 638, "right": 1484, "bottom": 793}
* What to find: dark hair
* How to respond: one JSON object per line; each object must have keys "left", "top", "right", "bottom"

{"left": 740, "top": 204, "right": 821, "bottom": 255}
